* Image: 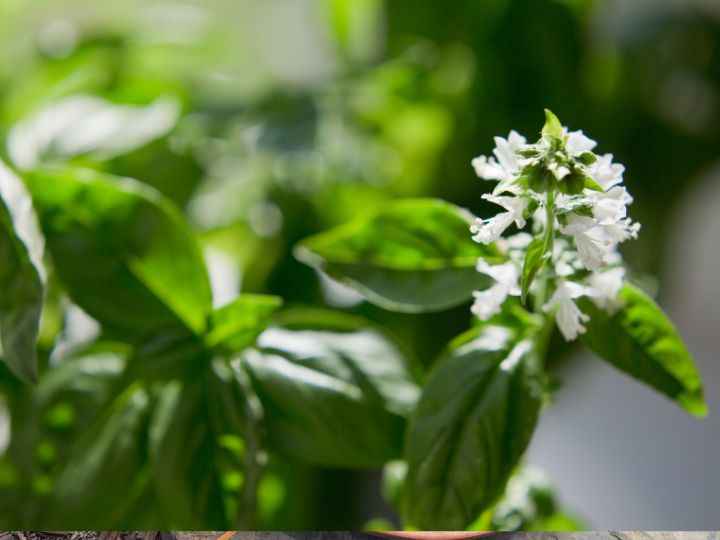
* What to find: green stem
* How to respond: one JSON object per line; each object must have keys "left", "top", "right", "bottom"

{"left": 542, "top": 189, "right": 556, "bottom": 269}
{"left": 234, "top": 366, "right": 265, "bottom": 530}
{"left": 533, "top": 189, "right": 557, "bottom": 362}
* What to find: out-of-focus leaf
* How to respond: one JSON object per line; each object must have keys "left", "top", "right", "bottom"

{"left": 481, "top": 466, "right": 558, "bottom": 531}
{"left": 402, "top": 323, "right": 543, "bottom": 530}
{"left": 2, "top": 343, "right": 129, "bottom": 515}
{"left": 8, "top": 95, "right": 180, "bottom": 170}
{"left": 49, "top": 384, "right": 151, "bottom": 528}
{"left": 26, "top": 168, "right": 212, "bottom": 340}
{"left": 295, "top": 199, "right": 502, "bottom": 313}
{"left": 0, "top": 160, "right": 45, "bottom": 382}
{"left": 206, "top": 294, "right": 283, "bottom": 354}
{"left": 149, "top": 379, "right": 226, "bottom": 529}
{"left": 243, "top": 309, "right": 419, "bottom": 468}
{"left": 579, "top": 284, "right": 706, "bottom": 417}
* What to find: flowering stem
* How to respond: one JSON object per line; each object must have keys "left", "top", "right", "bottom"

{"left": 531, "top": 189, "right": 556, "bottom": 312}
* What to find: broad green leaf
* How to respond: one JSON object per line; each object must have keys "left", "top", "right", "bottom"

{"left": 542, "top": 109, "right": 563, "bottom": 141}
{"left": 8, "top": 95, "right": 180, "bottom": 170}
{"left": 206, "top": 294, "right": 283, "bottom": 354}
{"left": 0, "top": 160, "right": 45, "bottom": 382}
{"left": 402, "top": 323, "right": 543, "bottom": 530}
{"left": 49, "top": 384, "right": 151, "bottom": 528}
{"left": 149, "top": 380, "right": 227, "bottom": 529}
{"left": 243, "top": 309, "right": 419, "bottom": 468}
{"left": 295, "top": 199, "right": 503, "bottom": 313}
{"left": 26, "top": 168, "right": 212, "bottom": 340}
{"left": 579, "top": 284, "right": 706, "bottom": 417}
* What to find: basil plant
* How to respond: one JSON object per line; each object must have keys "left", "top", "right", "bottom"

{"left": 296, "top": 110, "right": 706, "bottom": 529}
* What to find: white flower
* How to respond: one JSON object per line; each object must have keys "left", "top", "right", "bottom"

{"left": 600, "top": 217, "right": 640, "bottom": 243}
{"left": 565, "top": 129, "right": 597, "bottom": 154}
{"left": 471, "top": 285, "right": 508, "bottom": 320}
{"left": 543, "top": 280, "right": 591, "bottom": 341}
{"left": 589, "top": 153, "right": 624, "bottom": 190}
{"left": 560, "top": 214, "right": 615, "bottom": 270}
{"left": 587, "top": 267, "right": 625, "bottom": 312}
{"left": 471, "top": 194, "right": 529, "bottom": 245}
{"left": 472, "top": 130, "right": 526, "bottom": 183}
{"left": 471, "top": 155, "right": 506, "bottom": 181}
{"left": 471, "top": 213, "right": 515, "bottom": 245}
{"left": 591, "top": 186, "right": 632, "bottom": 223}
{"left": 493, "top": 131, "right": 526, "bottom": 177}
{"left": 476, "top": 259, "right": 521, "bottom": 293}
{"left": 471, "top": 260, "right": 520, "bottom": 320}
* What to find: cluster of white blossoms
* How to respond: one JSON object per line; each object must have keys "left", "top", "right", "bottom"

{"left": 469, "top": 110, "right": 640, "bottom": 341}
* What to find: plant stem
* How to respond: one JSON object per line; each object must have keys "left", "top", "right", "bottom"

{"left": 234, "top": 366, "right": 265, "bottom": 530}
{"left": 533, "top": 189, "right": 557, "bottom": 362}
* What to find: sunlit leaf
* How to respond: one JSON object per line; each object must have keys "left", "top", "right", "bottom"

{"left": 579, "top": 284, "right": 706, "bottom": 417}
{"left": 0, "top": 160, "right": 45, "bottom": 382}
{"left": 243, "top": 309, "right": 419, "bottom": 468}
{"left": 206, "top": 294, "right": 283, "bottom": 354}
{"left": 402, "top": 323, "right": 543, "bottom": 529}
{"left": 296, "top": 199, "right": 502, "bottom": 313}
{"left": 26, "top": 167, "right": 212, "bottom": 340}
{"left": 8, "top": 95, "right": 180, "bottom": 170}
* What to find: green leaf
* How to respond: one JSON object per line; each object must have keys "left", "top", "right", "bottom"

{"left": 206, "top": 294, "right": 283, "bottom": 354}
{"left": 295, "top": 198, "right": 503, "bottom": 313}
{"left": 0, "top": 160, "right": 45, "bottom": 382}
{"left": 542, "top": 109, "right": 563, "bottom": 142}
{"left": 149, "top": 379, "right": 227, "bottom": 528}
{"left": 402, "top": 323, "right": 544, "bottom": 530}
{"left": 243, "top": 309, "right": 419, "bottom": 468}
{"left": 578, "top": 284, "right": 706, "bottom": 417}
{"left": 49, "top": 384, "right": 152, "bottom": 528}
{"left": 25, "top": 167, "right": 212, "bottom": 340}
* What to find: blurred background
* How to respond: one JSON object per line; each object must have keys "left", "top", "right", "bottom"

{"left": 0, "top": 0, "right": 719, "bottom": 530}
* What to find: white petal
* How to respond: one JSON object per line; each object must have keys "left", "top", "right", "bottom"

{"left": 471, "top": 212, "right": 515, "bottom": 245}
{"left": 482, "top": 194, "right": 529, "bottom": 228}
{"left": 589, "top": 154, "right": 624, "bottom": 190}
{"left": 471, "top": 284, "right": 509, "bottom": 320}
{"left": 476, "top": 259, "right": 521, "bottom": 294}
{"left": 588, "top": 267, "right": 625, "bottom": 312}
{"left": 574, "top": 228, "right": 612, "bottom": 270}
{"left": 560, "top": 214, "right": 596, "bottom": 235}
{"left": 592, "top": 186, "right": 632, "bottom": 223}
{"left": 555, "top": 298, "right": 589, "bottom": 340}
{"left": 565, "top": 129, "right": 597, "bottom": 154}
{"left": 472, "top": 155, "right": 506, "bottom": 181}
{"left": 543, "top": 280, "right": 591, "bottom": 341}
{"left": 493, "top": 131, "right": 526, "bottom": 177}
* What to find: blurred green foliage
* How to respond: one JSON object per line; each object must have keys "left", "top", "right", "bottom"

{"left": 0, "top": 0, "right": 719, "bottom": 529}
